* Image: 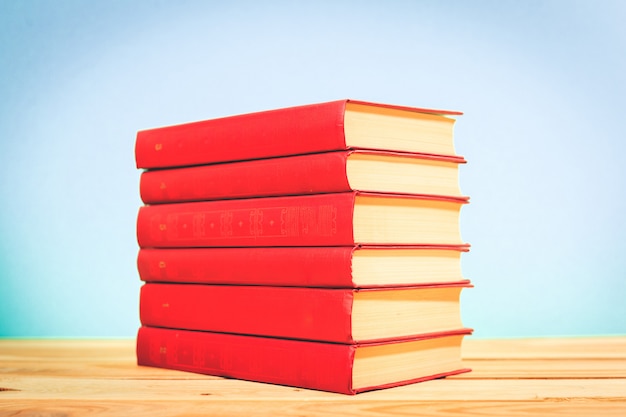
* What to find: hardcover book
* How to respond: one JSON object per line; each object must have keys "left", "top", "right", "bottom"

{"left": 136, "top": 326, "right": 472, "bottom": 395}
{"left": 136, "top": 191, "right": 468, "bottom": 248}
{"left": 137, "top": 245, "right": 470, "bottom": 288}
{"left": 139, "top": 150, "right": 466, "bottom": 204}
{"left": 139, "top": 283, "right": 470, "bottom": 344}
{"left": 135, "top": 99, "right": 462, "bottom": 169}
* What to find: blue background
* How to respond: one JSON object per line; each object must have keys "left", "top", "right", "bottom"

{"left": 1, "top": 0, "right": 624, "bottom": 338}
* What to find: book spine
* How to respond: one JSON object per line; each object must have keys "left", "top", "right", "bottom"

{"left": 139, "top": 283, "right": 355, "bottom": 343}
{"left": 139, "top": 151, "right": 351, "bottom": 204}
{"left": 137, "top": 247, "right": 356, "bottom": 287}
{"left": 136, "top": 326, "right": 356, "bottom": 394}
{"left": 136, "top": 192, "right": 356, "bottom": 248}
{"left": 135, "top": 101, "right": 348, "bottom": 169}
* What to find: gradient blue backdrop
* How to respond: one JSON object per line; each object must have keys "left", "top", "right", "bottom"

{"left": 1, "top": 0, "right": 624, "bottom": 338}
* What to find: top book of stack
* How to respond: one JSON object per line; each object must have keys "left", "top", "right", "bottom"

{"left": 135, "top": 99, "right": 463, "bottom": 169}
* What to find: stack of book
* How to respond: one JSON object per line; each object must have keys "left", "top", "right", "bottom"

{"left": 134, "top": 99, "right": 473, "bottom": 395}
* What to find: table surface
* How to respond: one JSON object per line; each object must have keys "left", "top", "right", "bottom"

{"left": 1, "top": 336, "right": 625, "bottom": 416}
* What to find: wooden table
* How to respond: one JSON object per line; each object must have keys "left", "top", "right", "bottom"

{"left": 1, "top": 336, "right": 625, "bottom": 416}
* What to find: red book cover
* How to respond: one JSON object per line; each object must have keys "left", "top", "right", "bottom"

{"left": 138, "top": 283, "right": 470, "bottom": 344}
{"left": 136, "top": 326, "right": 471, "bottom": 395}
{"left": 137, "top": 245, "right": 471, "bottom": 288}
{"left": 139, "top": 150, "right": 466, "bottom": 204}
{"left": 136, "top": 192, "right": 468, "bottom": 248}
{"left": 135, "top": 99, "right": 462, "bottom": 169}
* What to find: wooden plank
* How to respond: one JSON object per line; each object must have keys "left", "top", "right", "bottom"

{"left": 0, "top": 339, "right": 135, "bottom": 360}
{"left": 460, "top": 359, "right": 626, "bottom": 378}
{"left": 4, "top": 358, "right": 624, "bottom": 380}
{"left": 3, "top": 339, "right": 626, "bottom": 379}
{"left": 2, "top": 399, "right": 626, "bottom": 417}
{"left": 1, "top": 376, "right": 625, "bottom": 401}
{"left": 463, "top": 336, "right": 626, "bottom": 359}
{"left": 3, "top": 336, "right": 625, "bottom": 360}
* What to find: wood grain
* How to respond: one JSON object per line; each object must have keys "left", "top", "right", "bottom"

{"left": 462, "top": 336, "right": 626, "bottom": 359}
{"left": 3, "top": 400, "right": 626, "bottom": 417}
{"left": 1, "top": 337, "right": 625, "bottom": 416}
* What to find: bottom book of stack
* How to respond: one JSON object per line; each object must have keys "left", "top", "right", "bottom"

{"left": 137, "top": 326, "right": 472, "bottom": 395}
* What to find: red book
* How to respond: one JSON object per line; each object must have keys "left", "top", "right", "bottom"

{"left": 136, "top": 192, "right": 468, "bottom": 248}
{"left": 135, "top": 99, "right": 462, "bottom": 169}
{"left": 139, "top": 283, "right": 469, "bottom": 344}
{"left": 136, "top": 326, "right": 472, "bottom": 395}
{"left": 137, "top": 245, "right": 470, "bottom": 288}
{"left": 139, "top": 150, "right": 466, "bottom": 204}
